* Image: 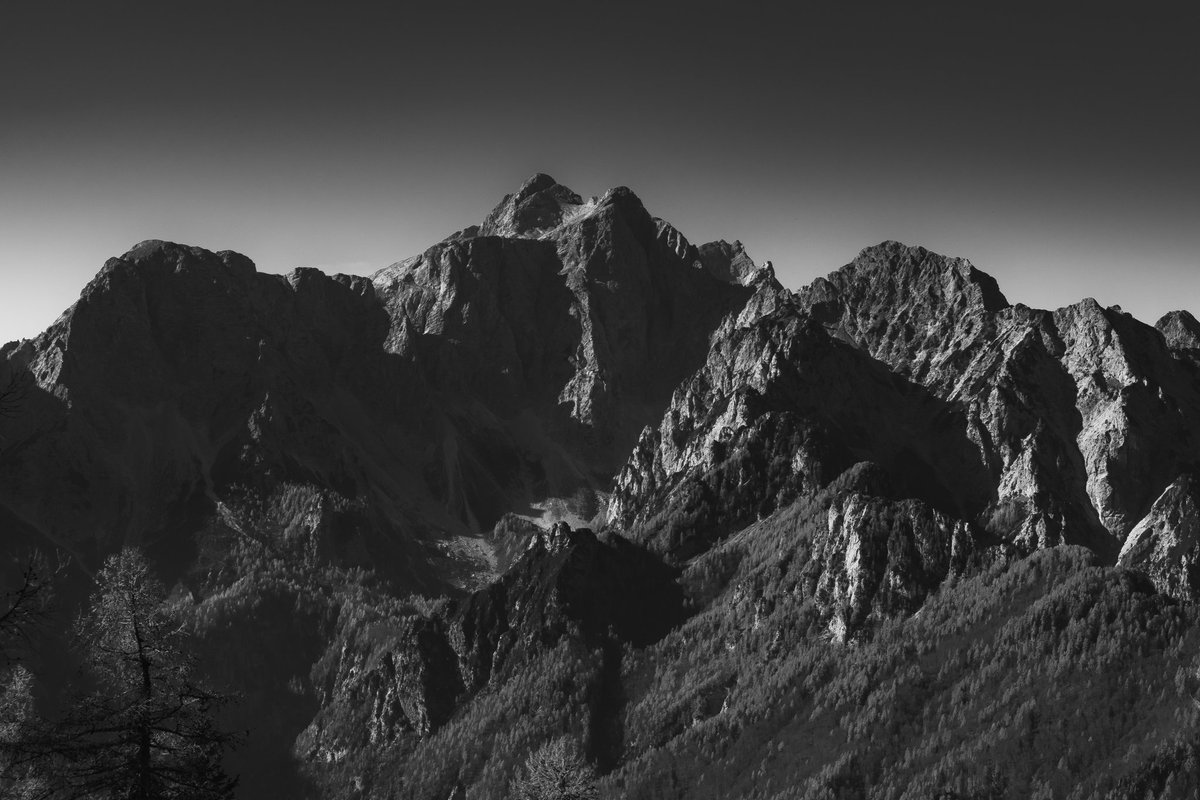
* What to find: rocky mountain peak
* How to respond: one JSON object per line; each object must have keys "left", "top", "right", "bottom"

{"left": 793, "top": 241, "right": 1010, "bottom": 388}
{"left": 479, "top": 173, "right": 589, "bottom": 238}
{"left": 1157, "top": 309, "right": 1200, "bottom": 358}
{"left": 821, "top": 240, "right": 1008, "bottom": 314}
{"left": 528, "top": 520, "right": 579, "bottom": 555}
{"left": 698, "top": 239, "right": 760, "bottom": 286}
{"left": 514, "top": 172, "right": 563, "bottom": 199}
{"left": 114, "top": 239, "right": 258, "bottom": 283}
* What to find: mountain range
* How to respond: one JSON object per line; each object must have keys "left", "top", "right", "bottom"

{"left": 3, "top": 175, "right": 1199, "bottom": 799}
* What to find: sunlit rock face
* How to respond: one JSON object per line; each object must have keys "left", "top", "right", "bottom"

{"left": 1119, "top": 473, "right": 1200, "bottom": 601}
{"left": 612, "top": 240, "right": 1200, "bottom": 572}
{"left": 813, "top": 488, "right": 975, "bottom": 641}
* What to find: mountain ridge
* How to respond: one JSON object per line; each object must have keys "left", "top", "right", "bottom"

{"left": 0, "top": 175, "right": 762, "bottom": 590}
{"left": 4, "top": 175, "right": 1200, "bottom": 800}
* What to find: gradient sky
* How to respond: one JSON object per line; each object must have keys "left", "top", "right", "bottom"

{"left": 2, "top": 2, "right": 1197, "bottom": 345}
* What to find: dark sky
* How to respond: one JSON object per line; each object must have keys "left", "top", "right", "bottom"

{"left": 2, "top": 2, "right": 1197, "bottom": 344}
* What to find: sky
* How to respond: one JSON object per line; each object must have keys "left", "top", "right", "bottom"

{"left": 1, "top": 2, "right": 1197, "bottom": 344}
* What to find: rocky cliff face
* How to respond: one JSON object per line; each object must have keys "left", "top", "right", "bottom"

{"left": 371, "top": 178, "right": 756, "bottom": 500}
{"left": 608, "top": 273, "right": 994, "bottom": 560}
{"left": 805, "top": 468, "right": 977, "bottom": 640}
{"left": 809, "top": 244, "right": 1200, "bottom": 552}
{"left": 612, "top": 241, "right": 1200, "bottom": 580}
{"left": 678, "top": 463, "right": 980, "bottom": 644}
{"left": 1118, "top": 472, "right": 1200, "bottom": 600}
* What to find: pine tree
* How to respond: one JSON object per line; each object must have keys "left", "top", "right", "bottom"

{"left": 18, "top": 547, "right": 239, "bottom": 800}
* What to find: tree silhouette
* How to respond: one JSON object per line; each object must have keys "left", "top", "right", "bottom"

{"left": 0, "top": 553, "right": 54, "bottom": 667}
{"left": 509, "top": 737, "right": 597, "bottom": 800}
{"left": 5, "top": 547, "right": 239, "bottom": 800}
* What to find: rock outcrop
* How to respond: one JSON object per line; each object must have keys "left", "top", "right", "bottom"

{"left": 306, "top": 613, "right": 464, "bottom": 755}
{"left": 1118, "top": 473, "right": 1200, "bottom": 600}
{"left": 684, "top": 463, "right": 980, "bottom": 643}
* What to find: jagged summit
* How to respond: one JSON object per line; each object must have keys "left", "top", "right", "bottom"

{"left": 792, "top": 240, "right": 1010, "bottom": 387}
{"left": 612, "top": 232, "right": 1200, "bottom": 597}
{"left": 824, "top": 240, "right": 1009, "bottom": 314}
{"left": 479, "top": 172, "right": 591, "bottom": 238}
{"left": 515, "top": 172, "right": 563, "bottom": 196}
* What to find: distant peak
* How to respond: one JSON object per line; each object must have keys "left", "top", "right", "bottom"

{"left": 596, "top": 185, "right": 652, "bottom": 219}
{"left": 121, "top": 239, "right": 198, "bottom": 262}
{"left": 1157, "top": 309, "right": 1200, "bottom": 353}
{"left": 106, "top": 240, "right": 256, "bottom": 284}
{"left": 853, "top": 240, "right": 934, "bottom": 265}
{"left": 514, "top": 173, "right": 563, "bottom": 201}
{"left": 480, "top": 173, "right": 586, "bottom": 238}
{"left": 841, "top": 241, "right": 1009, "bottom": 314}
{"left": 1158, "top": 309, "right": 1200, "bottom": 331}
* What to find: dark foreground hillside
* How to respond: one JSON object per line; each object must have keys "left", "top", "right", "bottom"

{"left": 4, "top": 176, "right": 1200, "bottom": 800}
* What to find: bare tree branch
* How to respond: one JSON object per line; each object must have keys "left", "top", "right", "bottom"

{"left": 0, "top": 553, "right": 55, "bottom": 667}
